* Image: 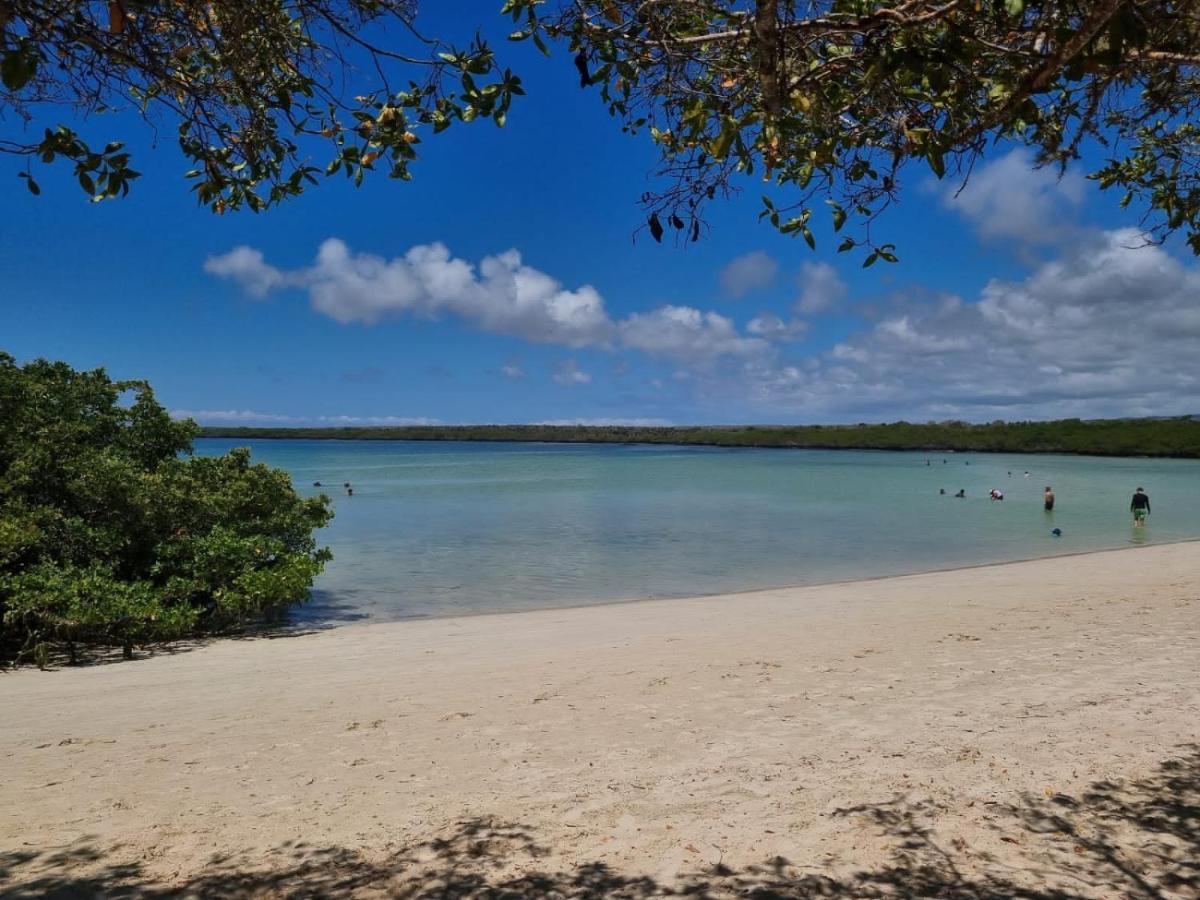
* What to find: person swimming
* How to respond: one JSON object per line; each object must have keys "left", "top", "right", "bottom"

{"left": 990, "top": 488, "right": 1004, "bottom": 501}
{"left": 954, "top": 489, "right": 966, "bottom": 498}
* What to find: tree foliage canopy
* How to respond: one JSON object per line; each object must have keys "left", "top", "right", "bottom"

{"left": 514, "top": 0, "right": 1200, "bottom": 258}
{"left": 0, "top": 353, "right": 333, "bottom": 665}
{"left": 0, "top": 1, "right": 522, "bottom": 210}
{"left": 4, "top": 1, "right": 1200, "bottom": 257}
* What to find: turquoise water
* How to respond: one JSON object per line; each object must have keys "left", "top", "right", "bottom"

{"left": 196, "top": 439, "right": 1200, "bottom": 623}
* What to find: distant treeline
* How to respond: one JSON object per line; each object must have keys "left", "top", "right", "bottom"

{"left": 197, "top": 417, "right": 1200, "bottom": 458}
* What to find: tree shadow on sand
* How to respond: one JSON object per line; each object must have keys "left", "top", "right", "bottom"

{"left": 3, "top": 746, "right": 1196, "bottom": 899}
{"left": 3, "top": 590, "right": 370, "bottom": 671}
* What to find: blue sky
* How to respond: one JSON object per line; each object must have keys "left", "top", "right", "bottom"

{"left": 3, "top": 2, "right": 1198, "bottom": 425}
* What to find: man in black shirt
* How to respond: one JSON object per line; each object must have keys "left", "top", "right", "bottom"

{"left": 1130, "top": 487, "right": 1151, "bottom": 527}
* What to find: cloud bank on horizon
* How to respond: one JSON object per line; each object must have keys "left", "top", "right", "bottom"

{"left": 172, "top": 409, "right": 677, "bottom": 427}
{"left": 172, "top": 410, "right": 444, "bottom": 427}
{"left": 203, "top": 150, "right": 1200, "bottom": 425}
{"left": 745, "top": 228, "right": 1200, "bottom": 421}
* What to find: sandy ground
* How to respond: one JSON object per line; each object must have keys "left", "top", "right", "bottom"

{"left": 1, "top": 542, "right": 1198, "bottom": 899}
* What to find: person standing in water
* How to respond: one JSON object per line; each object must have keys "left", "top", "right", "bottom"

{"left": 1130, "top": 487, "right": 1150, "bottom": 526}
{"left": 1044, "top": 486, "right": 1055, "bottom": 512}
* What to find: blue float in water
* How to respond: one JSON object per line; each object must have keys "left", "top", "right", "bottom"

{"left": 1051, "top": 528, "right": 1063, "bottom": 536}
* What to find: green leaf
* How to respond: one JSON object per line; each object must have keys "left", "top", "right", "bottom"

{"left": 711, "top": 117, "right": 738, "bottom": 161}
{"left": 927, "top": 149, "right": 946, "bottom": 180}
{"left": 1, "top": 43, "right": 39, "bottom": 91}
{"left": 648, "top": 213, "right": 664, "bottom": 243}
{"left": 830, "top": 203, "right": 847, "bottom": 232}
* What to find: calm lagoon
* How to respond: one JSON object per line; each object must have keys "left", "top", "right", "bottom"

{"left": 195, "top": 439, "right": 1200, "bottom": 623}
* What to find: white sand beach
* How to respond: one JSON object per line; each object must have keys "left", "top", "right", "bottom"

{"left": 2, "top": 542, "right": 1198, "bottom": 898}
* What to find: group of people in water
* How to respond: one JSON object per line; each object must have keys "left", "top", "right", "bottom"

{"left": 983, "top": 482, "right": 1047, "bottom": 504}
{"left": 934, "top": 463, "right": 1153, "bottom": 527}
{"left": 314, "top": 464, "right": 1153, "bottom": 526}
{"left": 312, "top": 480, "right": 354, "bottom": 496}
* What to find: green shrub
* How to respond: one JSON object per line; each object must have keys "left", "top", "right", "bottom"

{"left": 0, "top": 353, "right": 332, "bottom": 665}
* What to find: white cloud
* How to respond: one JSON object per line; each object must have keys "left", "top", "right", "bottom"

{"left": 553, "top": 359, "right": 592, "bottom": 386}
{"left": 500, "top": 364, "right": 524, "bottom": 379}
{"left": 742, "top": 229, "right": 1200, "bottom": 420}
{"left": 202, "top": 247, "right": 285, "bottom": 297}
{"left": 173, "top": 409, "right": 442, "bottom": 426}
{"left": 874, "top": 315, "right": 971, "bottom": 352}
{"left": 740, "top": 261, "right": 843, "bottom": 343}
{"left": 208, "top": 233, "right": 1200, "bottom": 423}
{"left": 208, "top": 240, "right": 773, "bottom": 369}
{"left": 719, "top": 251, "right": 779, "bottom": 298}
{"left": 796, "top": 261, "right": 848, "bottom": 314}
{"left": 307, "top": 240, "right": 615, "bottom": 346}
{"left": 620, "top": 305, "right": 767, "bottom": 363}
{"left": 942, "top": 148, "right": 1086, "bottom": 245}
{"left": 208, "top": 239, "right": 614, "bottom": 347}
{"left": 747, "top": 313, "right": 808, "bottom": 342}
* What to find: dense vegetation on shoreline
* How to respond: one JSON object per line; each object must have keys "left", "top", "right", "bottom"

{"left": 1, "top": 356, "right": 332, "bottom": 667}
{"left": 199, "top": 418, "right": 1200, "bottom": 459}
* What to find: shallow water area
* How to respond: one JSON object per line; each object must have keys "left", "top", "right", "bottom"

{"left": 195, "top": 439, "right": 1200, "bottom": 624}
